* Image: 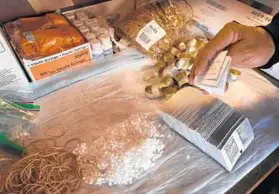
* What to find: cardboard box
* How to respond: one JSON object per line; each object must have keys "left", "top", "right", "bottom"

{"left": 0, "top": 27, "right": 29, "bottom": 87}
{"left": 159, "top": 87, "right": 254, "bottom": 171}
{"left": 3, "top": 14, "right": 93, "bottom": 82}
{"left": 60, "top": 0, "right": 135, "bottom": 16}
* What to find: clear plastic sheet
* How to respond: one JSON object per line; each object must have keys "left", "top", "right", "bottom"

{"left": 0, "top": 86, "right": 34, "bottom": 103}
{"left": 32, "top": 49, "right": 152, "bottom": 99}
{"left": 35, "top": 67, "right": 279, "bottom": 193}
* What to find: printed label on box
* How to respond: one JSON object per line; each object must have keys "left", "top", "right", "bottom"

{"left": 30, "top": 47, "right": 92, "bottom": 80}
{"left": 136, "top": 20, "right": 166, "bottom": 50}
{"left": 0, "top": 29, "right": 29, "bottom": 87}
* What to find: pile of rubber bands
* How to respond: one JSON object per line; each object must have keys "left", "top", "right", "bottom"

{"left": 1, "top": 139, "right": 82, "bottom": 194}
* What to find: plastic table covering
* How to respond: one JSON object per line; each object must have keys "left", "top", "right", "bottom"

{"left": 34, "top": 64, "right": 279, "bottom": 194}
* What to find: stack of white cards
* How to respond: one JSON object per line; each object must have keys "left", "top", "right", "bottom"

{"left": 159, "top": 88, "right": 254, "bottom": 171}
{"left": 194, "top": 51, "right": 231, "bottom": 95}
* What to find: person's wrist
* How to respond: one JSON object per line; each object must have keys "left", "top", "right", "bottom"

{"left": 257, "top": 27, "right": 275, "bottom": 55}
{"left": 260, "top": 25, "right": 279, "bottom": 68}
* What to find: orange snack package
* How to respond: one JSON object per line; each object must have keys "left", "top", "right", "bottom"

{"left": 5, "top": 13, "right": 85, "bottom": 60}
{"left": 6, "top": 13, "right": 69, "bottom": 33}
{"left": 20, "top": 26, "right": 85, "bottom": 59}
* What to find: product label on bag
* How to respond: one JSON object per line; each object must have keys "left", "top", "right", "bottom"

{"left": 136, "top": 20, "right": 166, "bottom": 50}
{"left": 27, "top": 44, "right": 93, "bottom": 81}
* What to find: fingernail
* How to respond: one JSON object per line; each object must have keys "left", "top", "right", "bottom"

{"left": 202, "top": 90, "right": 209, "bottom": 95}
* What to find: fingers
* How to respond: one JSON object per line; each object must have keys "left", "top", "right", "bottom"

{"left": 190, "top": 22, "right": 244, "bottom": 84}
{"left": 228, "top": 42, "right": 258, "bottom": 68}
{"left": 227, "top": 41, "right": 249, "bottom": 66}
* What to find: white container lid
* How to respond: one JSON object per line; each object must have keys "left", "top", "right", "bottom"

{"left": 90, "top": 24, "right": 100, "bottom": 33}
{"left": 75, "top": 10, "right": 85, "bottom": 17}
{"left": 99, "top": 34, "right": 110, "bottom": 44}
{"left": 77, "top": 14, "right": 88, "bottom": 21}
{"left": 64, "top": 13, "right": 75, "bottom": 20}
{"left": 86, "top": 9, "right": 95, "bottom": 17}
{"left": 73, "top": 20, "right": 83, "bottom": 27}
{"left": 79, "top": 26, "right": 89, "bottom": 34}
{"left": 86, "top": 33, "right": 96, "bottom": 41}
{"left": 99, "top": 27, "right": 108, "bottom": 35}
{"left": 85, "top": 19, "right": 98, "bottom": 27}
{"left": 91, "top": 18, "right": 99, "bottom": 24}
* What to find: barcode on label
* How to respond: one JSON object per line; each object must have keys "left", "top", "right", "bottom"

{"left": 139, "top": 33, "right": 151, "bottom": 44}
{"left": 207, "top": 0, "right": 227, "bottom": 11}
{"left": 136, "top": 20, "right": 166, "bottom": 50}
{"left": 224, "top": 136, "right": 239, "bottom": 163}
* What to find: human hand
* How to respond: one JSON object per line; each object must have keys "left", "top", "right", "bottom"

{"left": 189, "top": 22, "right": 275, "bottom": 84}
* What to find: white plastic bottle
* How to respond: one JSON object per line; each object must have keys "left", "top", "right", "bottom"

{"left": 90, "top": 39, "right": 104, "bottom": 60}
{"left": 99, "top": 34, "right": 113, "bottom": 57}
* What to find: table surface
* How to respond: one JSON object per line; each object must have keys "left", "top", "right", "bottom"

{"left": 35, "top": 66, "right": 279, "bottom": 194}
{"left": 227, "top": 148, "right": 279, "bottom": 194}
{"left": 227, "top": 70, "right": 279, "bottom": 194}
{"left": 0, "top": 65, "right": 278, "bottom": 194}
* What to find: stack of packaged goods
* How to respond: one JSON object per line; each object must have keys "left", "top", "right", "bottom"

{"left": 64, "top": 9, "right": 114, "bottom": 59}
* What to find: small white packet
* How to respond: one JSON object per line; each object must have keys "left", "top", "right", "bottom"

{"left": 194, "top": 51, "right": 231, "bottom": 95}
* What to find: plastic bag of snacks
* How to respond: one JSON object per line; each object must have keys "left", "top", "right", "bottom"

{"left": 115, "top": 0, "right": 193, "bottom": 60}
{"left": 5, "top": 13, "right": 85, "bottom": 60}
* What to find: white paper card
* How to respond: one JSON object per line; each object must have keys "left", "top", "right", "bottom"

{"left": 136, "top": 20, "right": 166, "bottom": 50}
{"left": 198, "top": 54, "right": 230, "bottom": 87}
{"left": 198, "top": 58, "right": 230, "bottom": 95}
{"left": 202, "top": 50, "right": 228, "bottom": 80}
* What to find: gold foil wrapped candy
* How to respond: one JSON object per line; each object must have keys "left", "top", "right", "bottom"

{"left": 176, "top": 58, "right": 191, "bottom": 71}
{"left": 143, "top": 37, "right": 208, "bottom": 100}
{"left": 145, "top": 85, "right": 154, "bottom": 99}
{"left": 174, "top": 71, "right": 189, "bottom": 88}
{"left": 155, "top": 61, "right": 167, "bottom": 70}
{"left": 229, "top": 69, "right": 241, "bottom": 81}
{"left": 160, "top": 76, "right": 174, "bottom": 88}
{"left": 163, "top": 86, "right": 178, "bottom": 100}
{"left": 145, "top": 85, "right": 163, "bottom": 99}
